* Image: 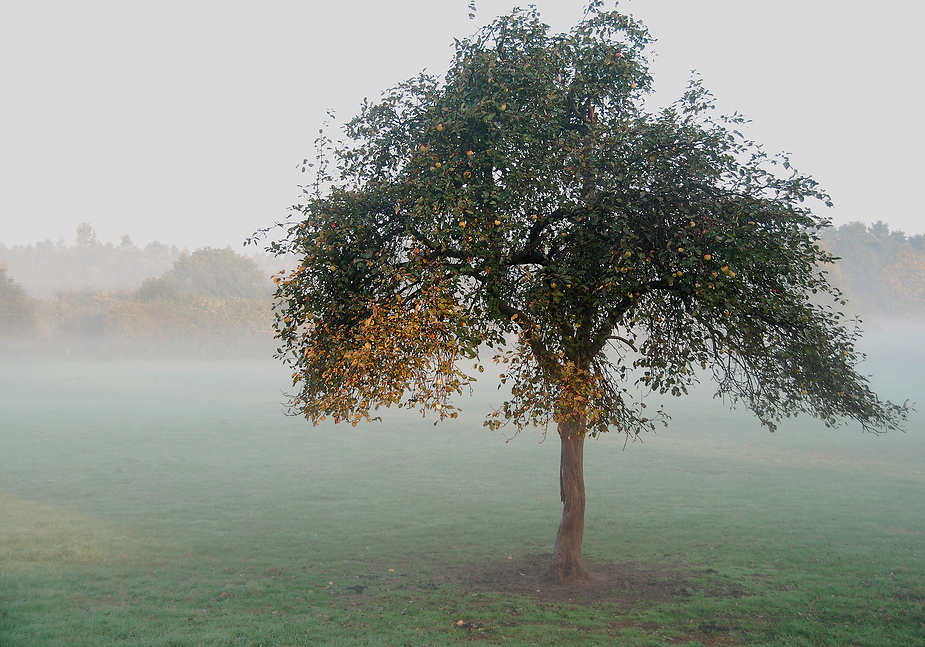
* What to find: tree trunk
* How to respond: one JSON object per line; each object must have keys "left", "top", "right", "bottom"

{"left": 549, "top": 417, "right": 591, "bottom": 582}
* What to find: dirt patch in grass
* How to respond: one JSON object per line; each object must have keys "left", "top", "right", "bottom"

{"left": 425, "top": 554, "right": 747, "bottom": 645}
{"left": 430, "top": 552, "right": 747, "bottom": 605}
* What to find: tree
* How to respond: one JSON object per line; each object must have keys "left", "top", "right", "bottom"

{"left": 0, "top": 266, "right": 37, "bottom": 335}
{"left": 259, "top": 4, "right": 908, "bottom": 582}
{"left": 165, "top": 247, "right": 269, "bottom": 300}
{"left": 75, "top": 222, "right": 99, "bottom": 248}
{"left": 821, "top": 221, "right": 925, "bottom": 314}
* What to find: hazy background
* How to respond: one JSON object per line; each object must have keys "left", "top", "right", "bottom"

{"left": 2, "top": 0, "right": 923, "bottom": 252}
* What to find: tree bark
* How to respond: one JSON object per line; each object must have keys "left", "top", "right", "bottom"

{"left": 549, "top": 417, "right": 591, "bottom": 582}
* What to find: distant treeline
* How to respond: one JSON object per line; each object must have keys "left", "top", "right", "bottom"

{"left": 820, "top": 221, "right": 925, "bottom": 316}
{"left": 1, "top": 224, "right": 183, "bottom": 301}
{"left": 0, "top": 223, "right": 291, "bottom": 300}
{"left": 0, "top": 224, "right": 293, "bottom": 357}
{"left": 1, "top": 221, "right": 923, "bottom": 356}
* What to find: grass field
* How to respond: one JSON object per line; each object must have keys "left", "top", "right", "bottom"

{"left": 1, "top": 321, "right": 924, "bottom": 646}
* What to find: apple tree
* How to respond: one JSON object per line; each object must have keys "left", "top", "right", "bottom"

{"left": 258, "top": 3, "right": 908, "bottom": 582}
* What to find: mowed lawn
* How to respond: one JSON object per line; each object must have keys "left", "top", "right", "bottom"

{"left": 1, "top": 320, "right": 923, "bottom": 646}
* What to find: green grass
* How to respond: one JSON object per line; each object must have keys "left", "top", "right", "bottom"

{"left": 1, "top": 322, "right": 924, "bottom": 646}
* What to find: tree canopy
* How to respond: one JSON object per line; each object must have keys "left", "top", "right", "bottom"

{"left": 260, "top": 3, "right": 908, "bottom": 581}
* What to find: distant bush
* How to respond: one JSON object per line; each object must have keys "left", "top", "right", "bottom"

{"left": 0, "top": 266, "right": 37, "bottom": 335}
{"left": 164, "top": 247, "right": 270, "bottom": 300}
{"left": 0, "top": 229, "right": 286, "bottom": 357}
{"left": 52, "top": 289, "right": 124, "bottom": 337}
{"left": 108, "top": 296, "right": 272, "bottom": 340}
{"left": 106, "top": 248, "right": 274, "bottom": 346}
{"left": 135, "top": 277, "right": 179, "bottom": 303}
{"left": 822, "top": 222, "right": 925, "bottom": 316}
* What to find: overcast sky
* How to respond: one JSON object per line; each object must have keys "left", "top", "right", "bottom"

{"left": 2, "top": 0, "right": 922, "bottom": 251}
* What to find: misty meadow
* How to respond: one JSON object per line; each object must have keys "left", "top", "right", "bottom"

{"left": 0, "top": 321, "right": 923, "bottom": 646}
{"left": 1, "top": 224, "right": 924, "bottom": 646}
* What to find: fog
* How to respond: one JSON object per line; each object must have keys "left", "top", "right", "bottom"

{"left": 2, "top": 309, "right": 922, "bottom": 642}
{"left": 2, "top": 3, "right": 924, "bottom": 640}
{"left": 2, "top": 322, "right": 921, "bottom": 570}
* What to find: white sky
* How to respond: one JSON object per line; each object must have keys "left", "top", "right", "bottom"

{"left": 2, "top": 0, "right": 922, "bottom": 251}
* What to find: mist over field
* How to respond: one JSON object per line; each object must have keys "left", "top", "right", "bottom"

{"left": 2, "top": 226, "right": 924, "bottom": 644}
{"left": 1, "top": 307, "right": 923, "bottom": 644}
